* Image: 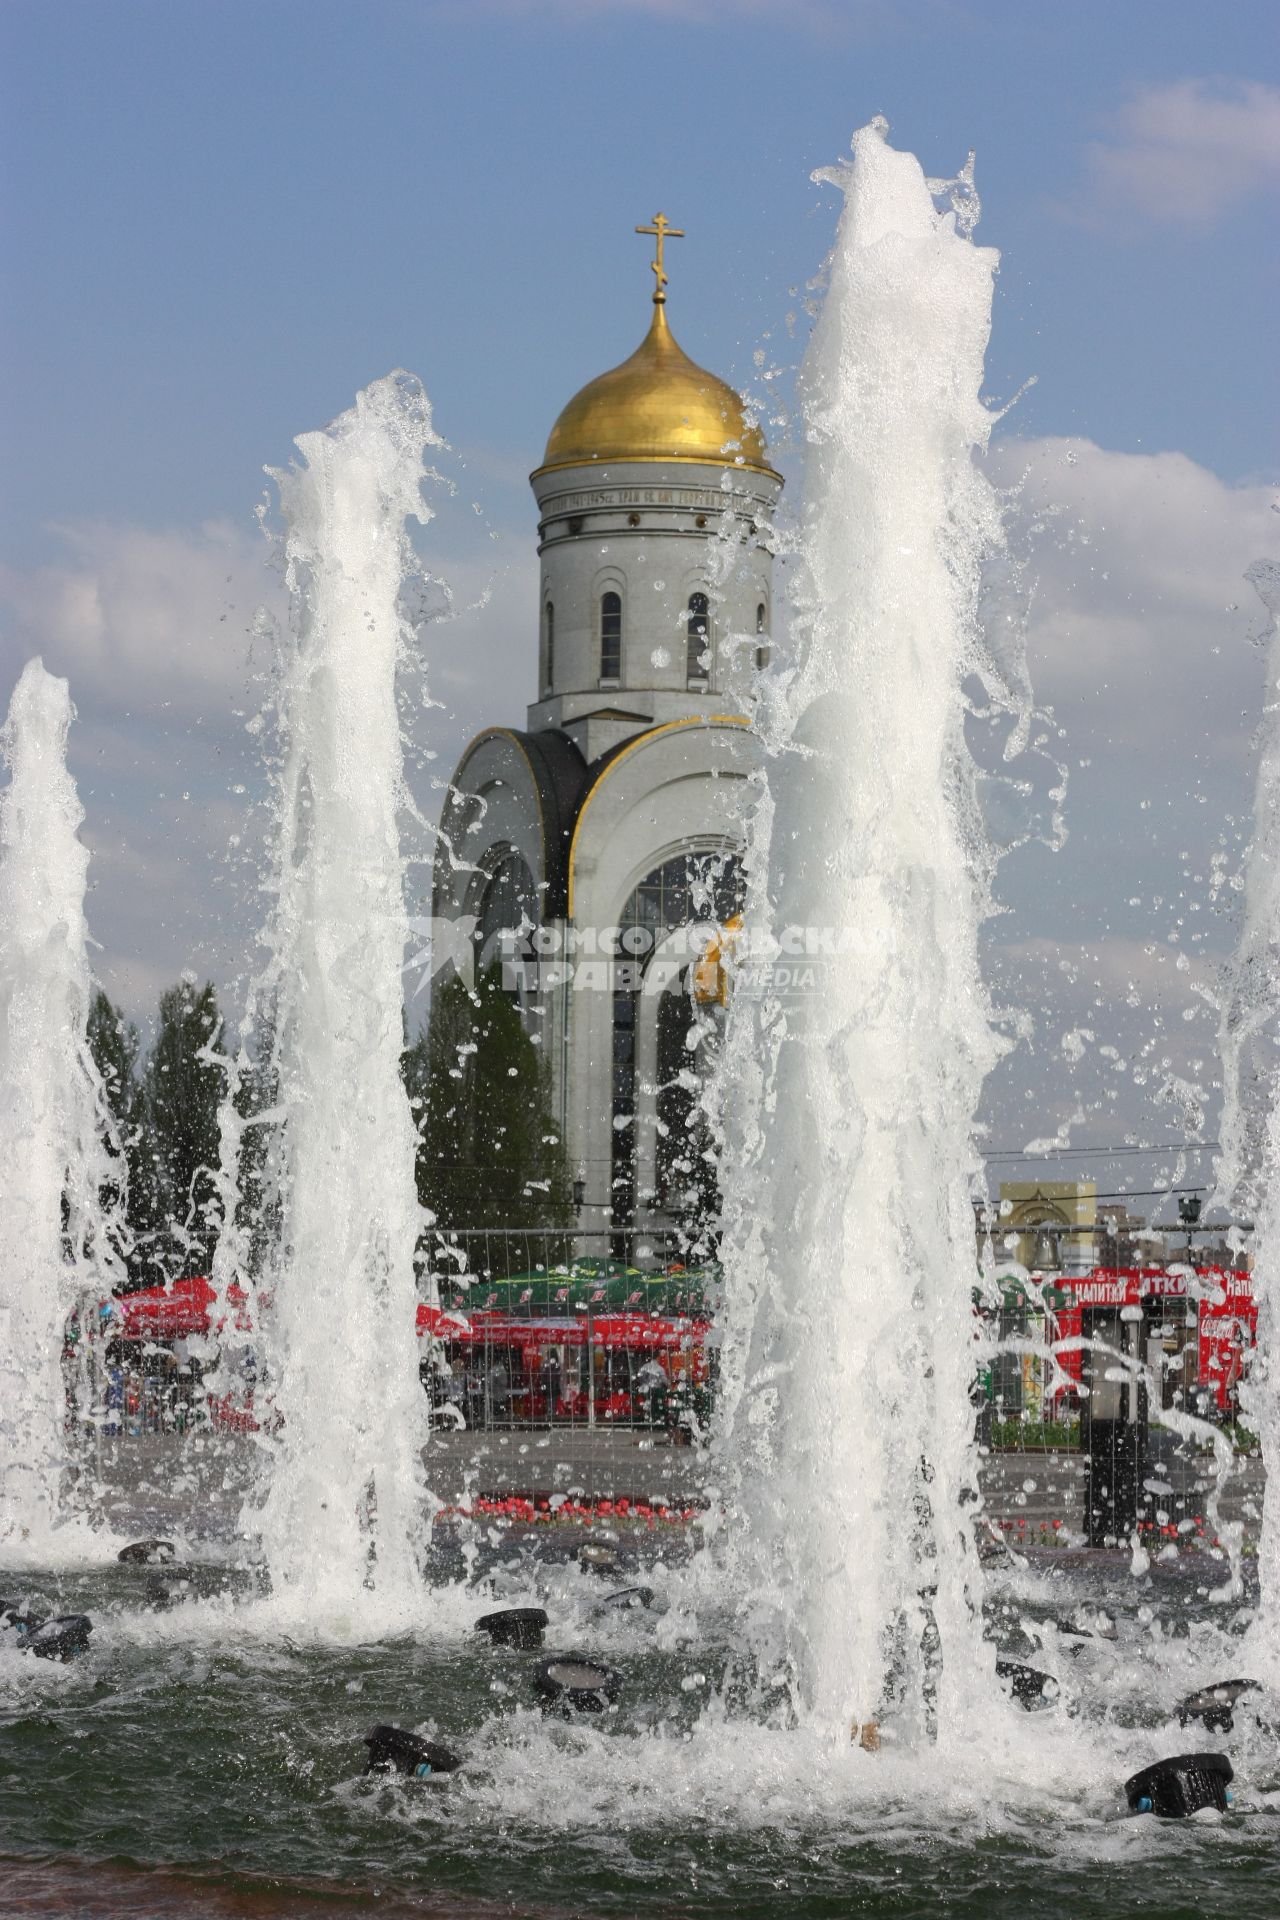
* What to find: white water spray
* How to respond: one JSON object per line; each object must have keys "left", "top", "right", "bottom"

{"left": 0, "top": 660, "right": 124, "bottom": 1551}
{"left": 239, "top": 374, "right": 439, "bottom": 1625}
{"left": 714, "top": 122, "right": 1010, "bottom": 1744}
{"left": 1217, "top": 557, "right": 1280, "bottom": 1663}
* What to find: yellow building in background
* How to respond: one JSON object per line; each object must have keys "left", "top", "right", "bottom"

{"left": 995, "top": 1180, "right": 1098, "bottom": 1276}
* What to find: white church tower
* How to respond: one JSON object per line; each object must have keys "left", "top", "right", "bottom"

{"left": 433, "top": 216, "right": 783, "bottom": 1244}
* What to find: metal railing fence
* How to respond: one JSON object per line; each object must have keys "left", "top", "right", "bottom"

{"left": 60, "top": 1242, "right": 1257, "bottom": 1465}
{"left": 419, "top": 1226, "right": 715, "bottom": 1436}
{"left": 63, "top": 1227, "right": 717, "bottom": 1441}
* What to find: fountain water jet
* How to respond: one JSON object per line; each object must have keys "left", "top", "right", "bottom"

{"left": 0, "top": 659, "right": 124, "bottom": 1554}
{"left": 236, "top": 374, "right": 440, "bottom": 1626}
{"left": 1217, "top": 557, "right": 1280, "bottom": 1669}
{"left": 713, "top": 120, "right": 1011, "bottom": 1745}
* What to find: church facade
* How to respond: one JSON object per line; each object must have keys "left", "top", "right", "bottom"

{"left": 432, "top": 221, "right": 782, "bottom": 1242}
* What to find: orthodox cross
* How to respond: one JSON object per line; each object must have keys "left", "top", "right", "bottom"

{"left": 635, "top": 212, "right": 684, "bottom": 303}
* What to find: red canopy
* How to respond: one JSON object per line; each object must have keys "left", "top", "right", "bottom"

{"left": 109, "top": 1275, "right": 253, "bottom": 1340}
{"left": 111, "top": 1288, "right": 704, "bottom": 1353}
{"left": 1041, "top": 1268, "right": 1256, "bottom": 1411}
{"left": 1053, "top": 1265, "right": 1247, "bottom": 1309}
{"left": 416, "top": 1301, "right": 707, "bottom": 1353}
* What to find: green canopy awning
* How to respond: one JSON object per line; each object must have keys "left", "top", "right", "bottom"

{"left": 438, "top": 1261, "right": 714, "bottom": 1317}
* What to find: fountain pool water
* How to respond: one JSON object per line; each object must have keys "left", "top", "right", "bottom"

{"left": 3, "top": 128, "right": 1280, "bottom": 1920}
{"left": 1, "top": 1544, "right": 1276, "bottom": 1918}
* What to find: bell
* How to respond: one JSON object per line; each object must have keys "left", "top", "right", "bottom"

{"left": 1030, "top": 1226, "right": 1059, "bottom": 1272}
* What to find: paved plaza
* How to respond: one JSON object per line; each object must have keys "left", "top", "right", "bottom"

{"left": 73, "top": 1428, "right": 1264, "bottom": 1555}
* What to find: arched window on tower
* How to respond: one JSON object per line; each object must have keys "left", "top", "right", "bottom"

{"left": 600, "top": 591, "right": 622, "bottom": 682}
{"left": 755, "top": 601, "right": 770, "bottom": 671}
{"left": 687, "top": 592, "right": 710, "bottom": 684}
{"left": 543, "top": 602, "right": 554, "bottom": 694}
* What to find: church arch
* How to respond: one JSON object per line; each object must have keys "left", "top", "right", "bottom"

{"left": 556, "top": 717, "right": 757, "bottom": 1231}
{"left": 435, "top": 730, "right": 554, "bottom": 930}
{"left": 474, "top": 847, "right": 538, "bottom": 970}
{"left": 566, "top": 715, "right": 753, "bottom": 921}
{"left": 449, "top": 842, "right": 541, "bottom": 1022}
{"left": 616, "top": 844, "right": 744, "bottom": 943}
{"left": 610, "top": 847, "right": 744, "bottom": 1230}
{"left": 653, "top": 975, "right": 722, "bottom": 1228}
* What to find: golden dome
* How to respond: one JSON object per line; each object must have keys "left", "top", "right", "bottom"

{"left": 533, "top": 301, "right": 779, "bottom": 482}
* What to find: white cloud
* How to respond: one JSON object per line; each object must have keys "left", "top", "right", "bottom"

{"left": 973, "top": 435, "right": 1277, "bottom": 1141}
{"left": 980, "top": 928, "right": 1222, "bottom": 1155}
{"left": 1079, "top": 79, "right": 1280, "bottom": 227}
{"left": 0, "top": 510, "right": 540, "bottom": 1025}
{"left": 418, "top": 542, "right": 537, "bottom": 742}
{"left": 1, "top": 431, "right": 1273, "bottom": 1118}
{"left": 991, "top": 435, "right": 1276, "bottom": 759}
{"left": 0, "top": 520, "right": 280, "bottom": 1020}
{"left": 0, "top": 518, "right": 279, "bottom": 726}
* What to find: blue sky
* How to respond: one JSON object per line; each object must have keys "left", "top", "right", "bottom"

{"left": 1, "top": 0, "right": 1277, "bottom": 1199}
{"left": 2, "top": 0, "right": 1274, "bottom": 544}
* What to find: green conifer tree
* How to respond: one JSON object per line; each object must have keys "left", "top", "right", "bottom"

{"left": 85, "top": 987, "right": 151, "bottom": 1284}
{"left": 405, "top": 964, "right": 571, "bottom": 1267}
{"left": 231, "top": 998, "right": 280, "bottom": 1280}
{"left": 85, "top": 987, "right": 137, "bottom": 1208}
{"left": 139, "top": 979, "right": 227, "bottom": 1280}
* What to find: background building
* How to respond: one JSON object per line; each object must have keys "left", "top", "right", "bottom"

{"left": 432, "top": 224, "right": 781, "bottom": 1242}
{"left": 993, "top": 1180, "right": 1098, "bottom": 1277}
